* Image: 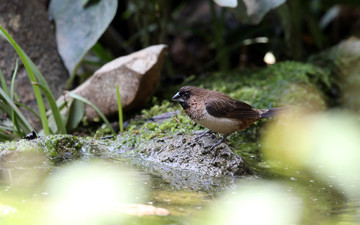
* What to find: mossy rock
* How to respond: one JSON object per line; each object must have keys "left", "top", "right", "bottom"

{"left": 0, "top": 135, "right": 107, "bottom": 164}
{"left": 124, "top": 61, "right": 332, "bottom": 159}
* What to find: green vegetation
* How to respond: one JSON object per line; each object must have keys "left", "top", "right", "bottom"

{"left": 0, "top": 26, "right": 53, "bottom": 135}
{"left": 68, "top": 92, "right": 116, "bottom": 135}
{"left": 0, "top": 26, "right": 116, "bottom": 141}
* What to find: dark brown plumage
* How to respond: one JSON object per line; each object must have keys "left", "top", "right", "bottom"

{"left": 172, "top": 86, "right": 283, "bottom": 148}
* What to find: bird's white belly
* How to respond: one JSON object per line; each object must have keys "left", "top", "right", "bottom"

{"left": 194, "top": 113, "right": 241, "bottom": 134}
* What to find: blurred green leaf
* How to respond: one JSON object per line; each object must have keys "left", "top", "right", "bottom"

{"left": 91, "top": 42, "right": 114, "bottom": 62}
{"left": 49, "top": 0, "right": 118, "bottom": 77}
{"left": 66, "top": 99, "right": 85, "bottom": 131}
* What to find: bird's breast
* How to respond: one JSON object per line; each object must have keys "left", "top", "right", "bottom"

{"left": 194, "top": 113, "right": 242, "bottom": 135}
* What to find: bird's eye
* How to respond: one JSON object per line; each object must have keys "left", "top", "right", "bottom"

{"left": 183, "top": 91, "right": 190, "bottom": 98}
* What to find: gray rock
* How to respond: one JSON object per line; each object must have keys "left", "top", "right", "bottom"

{"left": 63, "top": 44, "right": 167, "bottom": 121}
{"left": 135, "top": 134, "right": 252, "bottom": 177}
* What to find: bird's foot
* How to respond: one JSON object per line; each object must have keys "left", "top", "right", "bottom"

{"left": 209, "top": 136, "right": 227, "bottom": 150}
{"left": 194, "top": 130, "right": 213, "bottom": 141}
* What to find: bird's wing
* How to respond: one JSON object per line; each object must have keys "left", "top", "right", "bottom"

{"left": 205, "top": 97, "right": 260, "bottom": 119}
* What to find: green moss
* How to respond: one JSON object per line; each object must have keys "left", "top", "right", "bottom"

{"left": 141, "top": 99, "right": 174, "bottom": 118}
{"left": 118, "top": 112, "right": 202, "bottom": 151}
{"left": 38, "top": 135, "right": 84, "bottom": 158}
{"left": 93, "top": 124, "right": 113, "bottom": 138}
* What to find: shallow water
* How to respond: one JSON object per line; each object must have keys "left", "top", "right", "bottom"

{"left": 0, "top": 156, "right": 359, "bottom": 225}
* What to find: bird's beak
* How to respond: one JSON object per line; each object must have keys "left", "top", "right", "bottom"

{"left": 171, "top": 92, "right": 184, "bottom": 102}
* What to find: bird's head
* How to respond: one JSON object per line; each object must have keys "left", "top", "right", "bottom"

{"left": 171, "top": 86, "right": 205, "bottom": 109}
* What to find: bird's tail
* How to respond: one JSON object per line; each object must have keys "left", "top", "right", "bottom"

{"left": 259, "top": 107, "right": 287, "bottom": 118}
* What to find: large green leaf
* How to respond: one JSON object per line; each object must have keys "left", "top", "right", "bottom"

{"left": 49, "top": 0, "right": 118, "bottom": 76}
{"left": 229, "top": 0, "right": 287, "bottom": 24}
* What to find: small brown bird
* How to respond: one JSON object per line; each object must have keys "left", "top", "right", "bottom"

{"left": 172, "top": 86, "right": 283, "bottom": 148}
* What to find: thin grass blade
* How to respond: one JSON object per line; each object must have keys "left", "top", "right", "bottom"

{"left": 15, "top": 102, "right": 41, "bottom": 121}
{"left": 116, "top": 84, "right": 123, "bottom": 133}
{"left": 32, "top": 82, "right": 66, "bottom": 134}
{"left": 0, "top": 128, "right": 17, "bottom": 141}
{"left": 0, "top": 26, "right": 50, "bottom": 134}
{"left": 0, "top": 68, "right": 9, "bottom": 96}
{"left": 10, "top": 59, "right": 19, "bottom": 101}
{"left": 0, "top": 88, "right": 33, "bottom": 133}
{"left": 10, "top": 59, "right": 19, "bottom": 134}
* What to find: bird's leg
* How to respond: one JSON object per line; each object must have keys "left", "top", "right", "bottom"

{"left": 209, "top": 135, "right": 228, "bottom": 150}
{"left": 194, "top": 130, "right": 213, "bottom": 141}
